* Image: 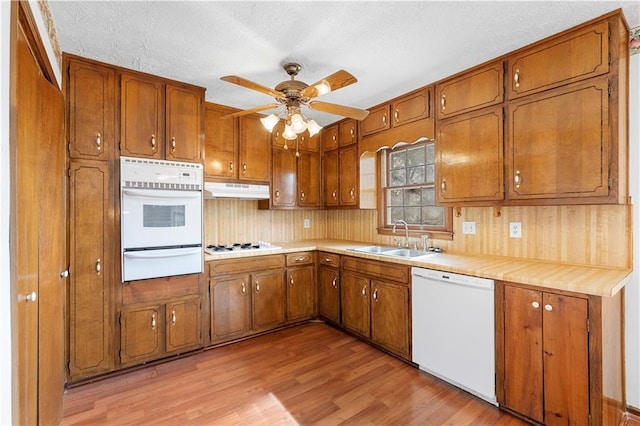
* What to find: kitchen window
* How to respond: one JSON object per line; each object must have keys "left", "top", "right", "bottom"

{"left": 379, "top": 140, "right": 452, "bottom": 239}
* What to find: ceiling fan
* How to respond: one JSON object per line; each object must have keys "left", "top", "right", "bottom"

{"left": 219, "top": 62, "right": 369, "bottom": 139}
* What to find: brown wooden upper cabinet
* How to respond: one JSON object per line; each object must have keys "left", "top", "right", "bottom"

{"left": 507, "top": 20, "right": 609, "bottom": 100}
{"left": 322, "top": 124, "right": 339, "bottom": 151}
{"left": 120, "top": 72, "right": 204, "bottom": 162}
{"left": 338, "top": 119, "right": 357, "bottom": 147}
{"left": 204, "top": 103, "right": 237, "bottom": 180}
{"left": 65, "top": 56, "right": 116, "bottom": 161}
{"left": 436, "top": 61, "right": 504, "bottom": 120}
{"left": 268, "top": 149, "right": 321, "bottom": 209}
{"left": 238, "top": 115, "right": 271, "bottom": 182}
{"left": 360, "top": 87, "right": 430, "bottom": 137}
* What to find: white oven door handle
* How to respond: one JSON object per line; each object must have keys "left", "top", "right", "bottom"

{"left": 122, "top": 188, "right": 201, "bottom": 199}
{"left": 123, "top": 248, "right": 201, "bottom": 259}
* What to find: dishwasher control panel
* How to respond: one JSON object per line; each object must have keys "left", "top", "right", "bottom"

{"left": 411, "top": 267, "right": 493, "bottom": 288}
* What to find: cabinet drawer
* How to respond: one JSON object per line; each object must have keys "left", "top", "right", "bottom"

{"left": 342, "top": 256, "right": 409, "bottom": 284}
{"left": 208, "top": 255, "right": 285, "bottom": 276}
{"left": 318, "top": 252, "right": 340, "bottom": 268}
{"left": 507, "top": 20, "right": 609, "bottom": 99}
{"left": 436, "top": 61, "right": 504, "bottom": 119}
{"left": 286, "top": 252, "right": 314, "bottom": 266}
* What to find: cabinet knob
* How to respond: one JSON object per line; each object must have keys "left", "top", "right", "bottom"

{"left": 300, "top": 191, "right": 305, "bottom": 201}
{"left": 290, "top": 276, "right": 294, "bottom": 286}
{"left": 332, "top": 190, "right": 337, "bottom": 200}
{"left": 531, "top": 301, "right": 540, "bottom": 309}
{"left": 441, "top": 95, "right": 446, "bottom": 111}
{"left": 96, "top": 133, "right": 102, "bottom": 151}
{"left": 350, "top": 188, "right": 355, "bottom": 199}
{"left": 170, "top": 137, "right": 176, "bottom": 153}
{"left": 229, "top": 161, "right": 234, "bottom": 171}
{"left": 95, "top": 258, "right": 101, "bottom": 275}
{"left": 171, "top": 310, "right": 176, "bottom": 325}
{"left": 350, "top": 127, "right": 355, "bottom": 139}
{"left": 19, "top": 291, "right": 37, "bottom": 303}
{"left": 373, "top": 288, "right": 378, "bottom": 302}
{"left": 361, "top": 286, "right": 367, "bottom": 297}
{"left": 514, "top": 170, "right": 522, "bottom": 189}
{"left": 255, "top": 282, "right": 260, "bottom": 293}
{"left": 394, "top": 109, "right": 399, "bottom": 122}
{"left": 275, "top": 190, "right": 280, "bottom": 200}
{"left": 382, "top": 114, "right": 387, "bottom": 125}
{"left": 331, "top": 277, "right": 338, "bottom": 288}
{"left": 514, "top": 69, "right": 520, "bottom": 89}
{"left": 60, "top": 269, "right": 69, "bottom": 278}
{"left": 242, "top": 163, "right": 247, "bottom": 173}
{"left": 151, "top": 314, "right": 156, "bottom": 329}
{"left": 295, "top": 257, "right": 305, "bottom": 262}
{"left": 241, "top": 282, "right": 246, "bottom": 295}
{"left": 544, "top": 304, "right": 553, "bottom": 311}
{"left": 150, "top": 134, "right": 156, "bottom": 151}
{"left": 441, "top": 179, "right": 447, "bottom": 193}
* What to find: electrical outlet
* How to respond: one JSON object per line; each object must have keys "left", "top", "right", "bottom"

{"left": 509, "top": 222, "right": 522, "bottom": 238}
{"left": 462, "top": 221, "right": 476, "bottom": 235}
{"left": 303, "top": 218, "right": 310, "bottom": 229}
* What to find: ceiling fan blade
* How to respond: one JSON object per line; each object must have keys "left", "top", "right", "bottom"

{"left": 220, "top": 103, "right": 280, "bottom": 119}
{"left": 301, "top": 70, "right": 358, "bottom": 99}
{"left": 220, "top": 75, "right": 283, "bottom": 99}
{"left": 308, "top": 101, "right": 369, "bottom": 121}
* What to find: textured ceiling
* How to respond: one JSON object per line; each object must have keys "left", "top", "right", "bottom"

{"left": 49, "top": 1, "right": 640, "bottom": 126}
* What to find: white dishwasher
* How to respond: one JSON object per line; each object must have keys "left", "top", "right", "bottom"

{"left": 411, "top": 267, "right": 496, "bottom": 404}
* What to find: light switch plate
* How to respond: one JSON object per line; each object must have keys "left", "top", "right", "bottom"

{"left": 509, "top": 222, "right": 522, "bottom": 238}
{"left": 462, "top": 221, "right": 476, "bottom": 235}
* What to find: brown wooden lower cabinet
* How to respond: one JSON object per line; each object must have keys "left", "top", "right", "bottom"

{"left": 496, "top": 281, "right": 624, "bottom": 426}
{"left": 209, "top": 273, "right": 251, "bottom": 342}
{"left": 340, "top": 256, "right": 411, "bottom": 360}
{"left": 318, "top": 252, "right": 341, "bottom": 325}
{"left": 120, "top": 294, "right": 201, "bottom": 367}
{"left": 285, "top": 252, "right": 316, "bottom": 322}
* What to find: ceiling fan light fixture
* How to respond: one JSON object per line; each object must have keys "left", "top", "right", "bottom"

{"left": 260, "top": 113, "right": 280, "bottom": 132}
{"left": 289, "top": 112, "right": 307, "bottom": 134}
{"left": 307, "top": 119, "right": 322, "bottom": 137}
{"left": 282, "top": 124, "right": 297, "bottom": 140}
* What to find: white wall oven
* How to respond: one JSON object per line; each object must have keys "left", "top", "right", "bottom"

{"left": 120, "top": 156, "right": 203, "bottom": 281}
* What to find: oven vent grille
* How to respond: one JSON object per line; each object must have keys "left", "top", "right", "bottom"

{"left": 122, "top": 181, "right": 202, "bottom": 191}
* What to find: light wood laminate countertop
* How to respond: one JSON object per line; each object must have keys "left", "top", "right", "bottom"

{"left": 205, "top": 239, "right": 630, "bottom": 298}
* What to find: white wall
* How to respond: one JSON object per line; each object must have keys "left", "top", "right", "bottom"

{"left": 627, "top": 53, "right": 640, "bottom": 410}
{"left": 0, "top": 1, "right": 13, "bottom": 424}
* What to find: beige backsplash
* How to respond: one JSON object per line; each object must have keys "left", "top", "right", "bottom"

{"left": 205, "top": 199, "right": 632, "bottom": 269}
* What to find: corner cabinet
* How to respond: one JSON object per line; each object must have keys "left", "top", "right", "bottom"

{"left": 120, "top": 72, "right": 204, "bottom": 163}
{"left": 496, "top": 282, "right": 624, "bottom": 425}
{"left": 340, "top": 256, "right": 410, "bottom": 360}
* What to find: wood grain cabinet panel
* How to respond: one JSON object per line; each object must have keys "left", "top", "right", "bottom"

{"left": 165, "top": 296, "right": 201, "bottom": 353}
{"left": 209, "top": 274, "right": 251, "bottom": 343}
{"left": 68, "top": 161, "right": 114, "bottom": 380}
{"left": 323, "top": 150, "right": 339, "bottom": 207}
{"left": 371, "top": 281, "right": 410, "bottom": 359}
{"left": 318, "top": 263, "right": 341, "bottom": 325}
{"left": 271, "top": 148, "right": 297, "bottom": 207}
{"left": 286, "top": 266, "right": 315, "bottom": 322}
{"left": 436, "top": 107, "right": 504, "bottom": 204}
{"left": 338, "top": 145, "right": 358, "bottom": 206}
{"left": 360, "top": 104, "right": 390, "bottom": 137}
{"left": 120, "top": 73, "right": 164, "bottom": 159}
{"left": 322, "top": 124, "right": 339, "bottom": 151}
{"left": 251, "top": 270, "right": 285, "bottom": 330}
{"left": 391, "top": 87, "right": 430, "bottom": 126}
{"left": 502, "top": 285, "right": 589, "bottom": 425}
{"left": 120, "top": 305, "right": 162, "bottom": 366}
{"left": 204, "top": 103, "right": 238, "bottom": 179}
{"left": 341, "top": 271, "right": 371, "bottom": 338}
{"left": 66, "top": 58, "right": 115, "bottom": 160}
{"left": 297, "top": 151, "right": 321, "bottom": 208}
{"left": 436, "top": 61, "right": 503, "bottom": 119}
{"left": 507, "top": 20, "right": 609, "bottom": 99}
{"left": 507, "top": 78, "right": 609, "bottom": 201}
{"left": 338, "top": 119, "right": 357, "bottom": 147}
{"left": 239, "top": 115, "right": 271, "bottom": 182}
{"left": 165, "top": 85, "right": 203, "bottom": 162}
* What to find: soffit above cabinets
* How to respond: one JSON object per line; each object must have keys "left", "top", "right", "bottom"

{"left": 48, "top": 1, "right": 640, "bottom": 126}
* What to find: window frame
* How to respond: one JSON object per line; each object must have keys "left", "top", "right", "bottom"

{"left": 377, "top": 140, "right": 453, "bottom": 240}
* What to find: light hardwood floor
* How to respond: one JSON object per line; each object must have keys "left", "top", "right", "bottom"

{"left": 61, "top": 322, "right": 531, "bottom": 425}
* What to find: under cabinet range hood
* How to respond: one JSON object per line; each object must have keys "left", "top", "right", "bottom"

{"left": 203, "top": 182, "right": 270, "bottom": 199}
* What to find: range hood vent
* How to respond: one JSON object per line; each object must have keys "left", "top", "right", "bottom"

{"left": 203, "top": 182, "right": 270, "bottom": 200}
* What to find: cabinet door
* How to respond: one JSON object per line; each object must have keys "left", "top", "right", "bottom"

{"left": 504, "top": 286, "right": 544, "bottom": 424}
{"left": 286, "top": 267, "right": 315, "bottom": 322}
{"left": 437, "top": 107, "right": 504, "bottom": 203}
{"left": 507, "top": 78, "right": 609, "bottom": 201}
{"left": 67, "top": 59, "right": 115, "bottom": 160}
{"left": 323, "top": 150, "right": 339, "bottom": 207}
{"left": 318, "top": 266, "right": 340, "bottom": 324}
{"left": 252, "top": 270, "right": 285, "bottom": 330}
{"left": 391, "top": 88, "right": 430, "bottom": 126}
{"left": 338, "top": 119, "right": 357, "bottom": 147}
{"left": 210, "top": 275, "right": 251, "bottom": 342}
{"left": 68, "top": 161, "right": 113, "bottom": 379}
{"left": 272, "top": 148, "right": 297, "bottom": 207}
{"left": 204, "top": 104, "right": 238, "bottom": 179}
{"left": 166, "top": 85, "right": 203, "bottom": 163}
{"left": 542, "top": 293, "right": 589, "bottom": 426}
{"left": 298, "top": 132, "right": 320, "bottom": 152}
{"left": 120, "top": 73, "right": 163, "bottom": 159}
{"left": 436, "top": 61, "right": 503, "bottom": 119}
{"left": 341, "top": 271, "right": 370, "bottom": 338}
{"left": 239, "top": 115, "right": 271, "bottom": 182}
{"left": 166, "top": 296, "right": 201, "bottom": 353}
{"left": 507, "top": 21, "right": 609, "bottom": 99}
{"left": 360, "top": 104, "right": 390, "bottom": 136}
{"left": 370, "top": 281, "right": 409, "bottom": 358}
{"left": 297, "top": 151, "right": 321, "bottom": 208}
{"left": 120, "top": 305, "right": 162, "bottom": 365}
{"left": 322, "top": 124, "right": 339, "bottom": 151}
{"left": 339, "top": 146, "right": 358, "bottom": 206}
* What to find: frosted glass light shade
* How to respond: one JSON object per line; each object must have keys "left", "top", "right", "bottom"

{"left": 282, "top": 124, "right": 297, "bottom": 140}
{"left": 290, "top": 113, "right": 307, "bottom": 134}
{"left": 260, "top": 114, "right": 280, "bottom": 132}
{"left": 306, "top": 119, "right": 322, "bottom": 137}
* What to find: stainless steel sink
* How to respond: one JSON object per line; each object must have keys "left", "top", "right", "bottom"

{"left": 348, "top": 245, "right": 397, "bottom": 254}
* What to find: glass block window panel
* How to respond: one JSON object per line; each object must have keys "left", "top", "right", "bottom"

{"left": 385, "top": 140, "right": 445, "bottom": 228}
